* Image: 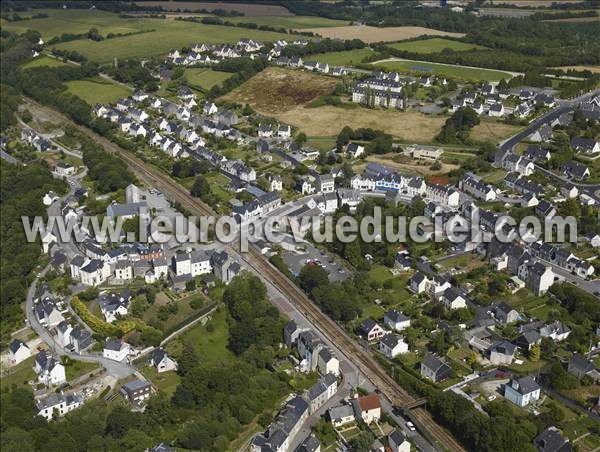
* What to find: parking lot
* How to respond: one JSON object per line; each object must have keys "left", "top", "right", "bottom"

{"left": 281, "top": 243, "right": 349, "bottom": 283}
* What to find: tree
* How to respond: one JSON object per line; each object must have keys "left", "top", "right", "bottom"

{"left": 336, "top": 126, "right": 352, "bottom": 150}
{"left": 529, "top": 344, "right": 540, "bottom": 362}
{"left": 295, "top": 132, "right": 307, "bottom": 146}
{"left": 299, "top": 264, "right": 329, "bottom": 295}
{"left": 190, "top": 175, "right": 210, "bottom": 198}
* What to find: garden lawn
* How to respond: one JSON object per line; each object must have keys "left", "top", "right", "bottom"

{"left": 1, "top": 356, "right": 36, "bottom": 391}
{"left": 65, "top": 76, "right": 132, "bottom": 105}
{"left": 142, "top": 294, "right": 203, "bottom": 334}
{"left": 142, "top": 366, "right": 181, "bottom": 397}
{"left": 373, "top": 59, "right": 514, "bottom": 82}
{"left": 387, "top": 38, "right": 488, "bottom": 54}
{"left": 168, "top": 307, "right": 234, "bottom": 366}
{"left": 184, "top": 68, "right": 232, "bottom": 91}
{"left": 64, "top": 359, "right": 100, "bottom": 381}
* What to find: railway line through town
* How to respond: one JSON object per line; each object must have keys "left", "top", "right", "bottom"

{"left": 24, "top": 98, "right": 465, "bottom": 452}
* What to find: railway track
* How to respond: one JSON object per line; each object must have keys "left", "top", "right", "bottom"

{"left": 25, "top": 99, "right": 465, "bottom": 452}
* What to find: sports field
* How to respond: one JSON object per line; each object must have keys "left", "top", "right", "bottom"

{"left": 21, "top": 55, "right": 73, "bottom": 69}
{"left": 228, "top": 15, "right": 349, "bottom": 29}
{"left": 311, "top": 48, "right": 376, "bottom": 66}
{"left": 387, "top": 38, "right": 488, "bottom": 54}
{"left": 184, "top": 68, "right": 232, "bottom": 90}
{"left": 373, "top": 58, "right": 514, "bottom": 81}
{"left": 221, "top": 66, "right": 338, "bottom": 114}
{"left": 298, "top": 25, "right": 465, "bottom": 43}
{"left": 65, "top": 76, "right": 132, "bottom": 105}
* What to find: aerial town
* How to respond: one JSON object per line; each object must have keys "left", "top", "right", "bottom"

{"left": 0, "top": 1, "right": 599, "bottom": 451}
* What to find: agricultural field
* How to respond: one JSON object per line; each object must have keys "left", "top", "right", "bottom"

{"left": 228, "top": 15, "right": 350, "bottom": 29}
{"left": 65, "top": 76, "right": 132, "bottom": 105}
{"left": 20, "top": 55, "right": 73, "bottom": 69}
{"left": 0, "top": 9, "right": 144, "bottom": 39}
{"left": 133, "top": 1, "right": 293, "bottom": 16}
{"left": 311, "top": 48, "right": 376, "bottom": 66}
{"left": 299, "top": 25, "right": 465, "bottom": 43}
{"left": 55, "top": 22, "right": 294, "bottom": 62}
{"left": 387, "top": 38, "right": 489, "bottom": 54}
{"left": 9, "top": 10, "right": 296, "bottom": 63}
{"left": 221, "top": 66, "right": 338, "bottom": 114}
{"left": 276, "top": 105, "right": 447, "bottom": 142}
{"left": 184, "top": 68, "right": 232, "bottom": 91}
{"left": 373, "top": 58, "right": 515, "bottom": 81}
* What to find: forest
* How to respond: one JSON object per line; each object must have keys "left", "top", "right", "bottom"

{"left": 0, "top": 161, "right": 66, "bottom": 339}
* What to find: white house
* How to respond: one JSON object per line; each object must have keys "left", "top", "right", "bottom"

{"left": 35, "top": 351, "right": 66, "bottom": 386}
{"left": 103, "top": 339, "right": 132, "bottom": 362}
{"left": 383, "top": 310, "right": 410, "bottom": 332}
{"left": 388, "top": 430, "right": 411, "bottom": 452}
{"left": 504, "top": 376, "right": 541, "bottom": 407}
{"left": 440, "top": 287, "right": 467, "bottom": 310}
{"left": 352, "top": 393, "right": 381, "bottom": 424}
{"left": 9, "top": 339, "right": 31, "bottom": 365}
{"left": 150, "top": 348, "right": 178, "bottom": 373}
{"left": 379, "top": 334, "right": 408, "bottom": 359}
{"left": 37, "top": 392, "right": 83, "bottom": 421}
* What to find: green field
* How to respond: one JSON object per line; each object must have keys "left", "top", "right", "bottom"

{"left": 184, "top": 68, "right": 232, "bottom": 90}
{"left": 312, "top": 48, "right": 376, "bottom": 66}
{"left": 373, "top": 58, "right": 513, "bottom": 81}
{"left": 228, "top": 15, "right": 349, "bottom": 29}
{"left": 65, "top": 76, "right": 132, "bottom": 105}
{"left": 387, "top": 38, "right": 488, "bottom": 54}
{"left": 48, "top": 17, "right": 294, "bottom": 63}
{"left": 21, "top": 55, "right": 73, "bottom": 69}
{"left": 0, "top": 9, "right": 144, "bottom": 39}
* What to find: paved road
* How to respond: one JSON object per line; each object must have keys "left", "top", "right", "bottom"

{"left": 25, "top": 263, "right": 137, "bottom": 379}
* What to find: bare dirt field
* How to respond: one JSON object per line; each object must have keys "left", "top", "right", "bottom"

{"left": 355, "top": 154, "right": 459, "bottom": 177}
{"left": 134, "top": 1, "right": 292, "bottom": 16}
{"left": 276, "top": 105, "right": 447, "bottom": 142}
{"left": 297, "top": 25, "right": 465, "bottom": 43}
{"left": 552, "top": 65, "right": 600, "bottom": 74}
{"left": 470, "top": 120, "right": 523, "bottom": 143}
{"left": 221, "top": 67, "right": 338, "bottom": 114}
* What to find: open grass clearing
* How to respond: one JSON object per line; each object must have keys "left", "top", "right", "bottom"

{"left": 64, "top": 359, "right": 100, "bottom": 381}
{"left": 65, "top": 76, "right": 132, "bottom": 105}
{"left": 387, "top": 38, "right": 488, "bottom": 54}
{"left": 228, "top": 15, "right": 349, "bottom": 29}
{"left": 133, "top": 2, "right": 293, "bottom": 16}
{"left": 373, "top": 58, "right": 515, "bottom": 81}
{"left": 21, "top": 55, "right": 73, "bottom": 69}
{"left": 142, "top": 293, "right": 204, "bottom": 334}
{"left": 276, "top": 105, "right": 447, "bottom": 141}
{"left": 357, "top": 153, "right": 459, "bottom": 177}
{"left": 311, "top": 48, "right": 376, "bottom": 66}
{"left": 470, "top": 120, "right": 523, "bottom": 142}
{"left": 184, "top": 68, "right": 232, "bottom": 90}
{"left": 221, "top": 66, "right": 338, "bottom": 114}
{"left": 299, "top": 25, "right": 465, "bottom": 43}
